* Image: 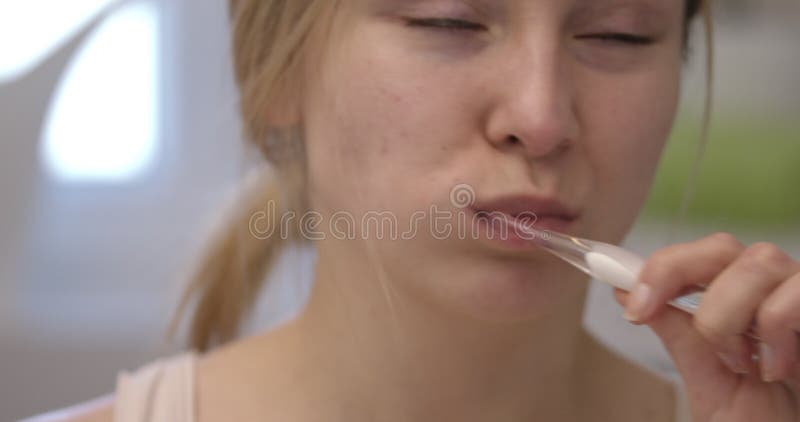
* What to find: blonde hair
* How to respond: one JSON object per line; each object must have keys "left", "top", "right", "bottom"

{"left": 674, "top": 0, "right": 715, "bottom": 235}
{"left": 167, "top": 0, "right": 332, "bottom": 351}
{"left": 169, "top": 0, "right": 715, "bottom": 352}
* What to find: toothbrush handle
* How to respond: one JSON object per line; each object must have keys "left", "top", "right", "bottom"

{"left": 668, "top": 290, "right": 704, "bottom": 314}
{"left": 589, "top": 243, "right": 763, "bottom": 340}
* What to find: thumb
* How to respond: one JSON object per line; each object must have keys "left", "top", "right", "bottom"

{"left": 613, "top": 288, "right": 743, "bottom": 407}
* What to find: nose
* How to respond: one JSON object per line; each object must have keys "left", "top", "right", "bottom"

{"left": 485, "top": 42, "right": 578, "bottom": 160}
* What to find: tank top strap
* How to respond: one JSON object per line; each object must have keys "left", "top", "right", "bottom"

{"left": 113, "top": 352, "right": 197, "bottom": 422}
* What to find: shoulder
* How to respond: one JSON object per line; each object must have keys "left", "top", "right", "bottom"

{"left": 20, "top": 395, "right": 114, "bottom": 422}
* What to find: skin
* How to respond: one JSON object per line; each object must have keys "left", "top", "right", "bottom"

{"left": 217, "top": 0, "right": 685, "bottom": 420}
{"left": 615, "top": 234, "right": 800, "bottom": 421}
{"left": 50, "top": 0, "right": 800, "bottom": 421}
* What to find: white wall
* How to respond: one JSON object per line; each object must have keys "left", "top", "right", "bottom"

{"left": 1, "top": 0, "right": 252, "bottom": 418}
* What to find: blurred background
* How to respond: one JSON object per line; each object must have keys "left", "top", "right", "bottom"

{"left": 1, "top": 0, "right": 798, "bottom": 420}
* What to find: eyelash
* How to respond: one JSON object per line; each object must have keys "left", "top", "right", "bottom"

{"left": 406, "top": 18, "right": 654, "bottom": 46}
{"left": 405, "top": 18, "right": 486, "bottom": 32}
{"left": 576, "top": 33, "right": 654, "bottom": 46}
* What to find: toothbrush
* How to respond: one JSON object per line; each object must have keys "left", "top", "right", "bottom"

{"left": 508, "top": 220, "right": 761, "bottom": 340}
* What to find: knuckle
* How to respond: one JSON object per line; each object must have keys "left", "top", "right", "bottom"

{"left": 741, "top": 242, "right": 790, "bottom": 271}
{"left": 641, "top": 250, "right": 682, "bottom": 283}
{"left": 757, "top": 303, "right": 789, "bottom": 332}
{"left": 692, "top": 314, "right": 730, "bottom": 346}
{"left": 649, "top": 246, "right": 686, "bottom": 267}
{"left": 709, "top": 232, "right": 744, "bottom": 251}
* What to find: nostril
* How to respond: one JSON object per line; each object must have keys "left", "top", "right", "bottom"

{"left": 507, "top": 135, "right": 521, "bottom": 145}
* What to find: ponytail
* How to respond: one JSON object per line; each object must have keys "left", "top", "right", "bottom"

{"left": 169, "top": 165, "right": 306, "bottom": 352}
{"left": 167, "top": 0, "right": 327, "bottom": 351}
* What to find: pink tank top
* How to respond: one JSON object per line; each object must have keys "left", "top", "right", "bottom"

{"left": 113, "top": 353, "right": 196, "bottom": 422}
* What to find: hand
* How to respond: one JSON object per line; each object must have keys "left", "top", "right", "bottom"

{"left": 613, "top": 232, "right": 800, "bottom": 421}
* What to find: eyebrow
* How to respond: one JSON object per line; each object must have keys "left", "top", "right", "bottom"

{"left": 573, "top": 0, "right": 672, "bottom": 20}
{"left": 569, "top": 0, "right": 676, "bottom": 31}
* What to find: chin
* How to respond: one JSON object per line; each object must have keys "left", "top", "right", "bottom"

{"left": 436, "top": 256, "right": 588, "bottom": 325}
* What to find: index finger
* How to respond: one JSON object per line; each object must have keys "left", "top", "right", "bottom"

{"left": 625, "top": 232, "right": 745, "bottom": 323}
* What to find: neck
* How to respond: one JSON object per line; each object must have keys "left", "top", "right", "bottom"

{"left": 292, "top": 241, "right": 597, "bottom": 421}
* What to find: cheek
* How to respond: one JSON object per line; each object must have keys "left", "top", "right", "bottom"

{"left": 302, "top": 50, "right": 403, "bottom": 210}
{"left": 579, "top": 66, "right": 681, "bottom": 239}
{"left": 303, "top": 33, "right": 473, "bottom": 213}
{"left": 584, "top": 65, "right": 680, "bottom": 180}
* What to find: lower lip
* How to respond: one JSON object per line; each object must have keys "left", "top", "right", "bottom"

{"left": 471, "top": 210, "right": 577, "bottom": 250}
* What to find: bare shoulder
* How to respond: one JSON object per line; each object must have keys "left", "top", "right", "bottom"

{"left": 21, "top": 395, "right": 114, "bottom": 422}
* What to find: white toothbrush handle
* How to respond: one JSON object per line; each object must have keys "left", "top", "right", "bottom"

{"left": 588, "top": 243, "right": 760, "bottom": 339}
{"left": 588, "top": 243, "right": 702, "bottom": 311}
{"left": 668, "top": 291, "right": 704, "bottom": 314}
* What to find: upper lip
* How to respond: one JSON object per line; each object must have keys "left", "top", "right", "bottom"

{"left": 471, "top": 194, "right": 580, "bottom": 220}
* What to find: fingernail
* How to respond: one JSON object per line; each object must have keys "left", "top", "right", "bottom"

{"left": 623, "top": 283, "right": 653, "bottom": 322}
{"left": 759, "top": 342, "right": 777, "bottom": 382}
{"left": 716, "top": 351, "right": 749, "bottom": 375}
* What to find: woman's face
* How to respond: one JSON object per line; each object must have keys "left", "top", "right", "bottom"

{"left": 299, "top": 0, "right": 685, "bottom": 320}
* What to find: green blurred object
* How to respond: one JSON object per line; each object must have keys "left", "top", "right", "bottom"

{"left": 643, "top": 117, "right": 800, "bottom": 229}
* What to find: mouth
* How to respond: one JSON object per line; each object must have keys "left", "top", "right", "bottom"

{"left": 472, "top": 193, "right": 578, "bottom": 225}
{"left": 470, "top": 210, "right": 578, "bottom": 235}
{"left": 469, "top": 193, "right": 580, "bottom": 248}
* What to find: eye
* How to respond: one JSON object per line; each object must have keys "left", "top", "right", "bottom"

{"left": 577, "top": 33, "right": 654, "bottom": 46}
{"left": 405, "top": 18, "right": 486, "bottom": 32}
